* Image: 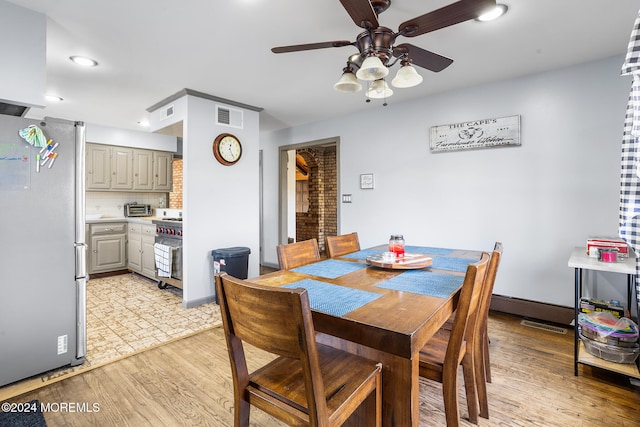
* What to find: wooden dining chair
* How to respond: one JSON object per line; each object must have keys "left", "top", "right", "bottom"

{"left": 215, "top": 272, "right": 383, "bottom": 427}
{"left": 439, "top": 242, "right": 503, "bottom": 420}
{"left": 418, "top": 252, "right": 490, "bottom": 427}
{"left": 324, "top": 232, "right": 360, "bottom": 258}
{"left": 276, "top": 238, "right": 321, "bottom": 270}
{"left": 474, "top": 242, "right": 503, "bottom": 419}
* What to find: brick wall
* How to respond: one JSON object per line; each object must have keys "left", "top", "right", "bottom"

{"left": 169, "top": 158, "right": 183, "bottom": 209}
{"left": 324, "top": 148, "right": 337, "bottom": 240}
{"left": 295, "top": 146, "right": 337, "bottom": 254}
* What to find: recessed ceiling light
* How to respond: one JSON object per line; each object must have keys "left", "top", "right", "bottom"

{"left": 69, "top": 56, "right": 98, "bottom": 67}
{"left": 137, "top": 120, "right": 150, "bottom": 127}
{"left": 476, "top": 4, "right": 508, "bottom": 22}
{"left": 45, "top": 95, "right": 63, "bottom": 102}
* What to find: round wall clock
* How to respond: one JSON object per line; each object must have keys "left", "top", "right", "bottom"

{"left": 212, "top": 133, "right": 242, "bottom": 166}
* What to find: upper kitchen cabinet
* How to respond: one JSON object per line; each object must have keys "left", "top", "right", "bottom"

{"left": 111, "top": 147, "right": 134, "bottom": 190}
{"left": 87, "top": 143, "right": 173, "bottom": 192}
{"left": 86, "top": 143, "right": 111, "bottom": 189}
{"left": 133, "top": 149, "right": 154, "bottom": 191}
{"left": 153, "top": 151, "right": 173, "bottom": 191}
{"left": 86, "top": 143, "right": 133, "bottom": 190}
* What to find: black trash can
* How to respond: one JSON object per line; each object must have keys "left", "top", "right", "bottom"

{"left": 212, "top": 247, "right": 251, "bottom": 304}
{"left": 212, "top": 246, "right": 251, "bottom": 279}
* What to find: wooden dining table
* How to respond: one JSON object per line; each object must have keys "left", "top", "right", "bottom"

{"left": 249, "top": 244, "right": 483, "bottom": 427}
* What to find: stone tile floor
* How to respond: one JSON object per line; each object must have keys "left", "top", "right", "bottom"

{"left": 43, "top": 273, "right": 221, "bottom": 382}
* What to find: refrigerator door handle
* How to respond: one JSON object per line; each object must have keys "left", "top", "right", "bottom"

{"left": 75, "top": 243, "right": 87, "bottom": 279}
{"left": 74, "top": 121, "right": 87, "bottom": 364}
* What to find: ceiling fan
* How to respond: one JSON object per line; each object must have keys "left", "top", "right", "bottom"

{"left": 271, "top": 0, "right": 497, "bottom": 100}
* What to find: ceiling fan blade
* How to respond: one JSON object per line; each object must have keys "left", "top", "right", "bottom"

{"left": 398, "top": 0, "right": 496, "bottom": 37}
{"left": 271, "top": 40, "right": 353, "bottom": 54}
{"left": 339, "top": 0, "right": 379, "bottom": 29}
{"left": 393, "top": 43, "right": 453, "bottom": 72}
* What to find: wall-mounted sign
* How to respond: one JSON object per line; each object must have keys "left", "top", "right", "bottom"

{"left": 360, "top": 173, "right": 374, "bottom": 189}
{"left": 430, "top": 115, "right": 521, "bottom": 153}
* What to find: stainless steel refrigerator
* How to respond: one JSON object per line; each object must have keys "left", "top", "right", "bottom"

{"left": 0, "top": 115, "right": 86, "bottom": 387}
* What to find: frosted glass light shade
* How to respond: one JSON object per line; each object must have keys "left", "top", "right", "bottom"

{"left": 356, "top": 55, "right": 389, "bottom": 81}
{"left": 391, "top": 64, "right": 423, "bottom": 88}
{"left": 334, "top": 71, "right": 363, "bottom": 93}
{"left": 366, "top": 79, "right": 393, "bottom": 99}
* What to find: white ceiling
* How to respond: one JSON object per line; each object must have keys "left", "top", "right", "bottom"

{"left": 6, "top": 0, "right": 640, "bottom": 133}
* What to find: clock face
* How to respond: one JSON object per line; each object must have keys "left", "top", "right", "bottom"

{"left": 213, "top": 133, "right": 242, "bottom": 165}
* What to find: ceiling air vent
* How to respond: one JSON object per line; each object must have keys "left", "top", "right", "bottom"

{"left": 216, "top": 105, "right": 243, "bottom": 129}
{"left": 159, "top": 104, "right": 174, "bottom": 121}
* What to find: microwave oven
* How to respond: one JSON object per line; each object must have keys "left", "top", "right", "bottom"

{"left": 124, "top": 203, "right": 152, "bottom": 217}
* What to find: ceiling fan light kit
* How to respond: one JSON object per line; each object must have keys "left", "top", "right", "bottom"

{"left": 334, "top": 69, "right": 363, "bottom": 93}
{"left": 366, "top": 79, "right": 393, "bottom": 99}
{"left": 356, "top": 55, "right": 389, "bottom": 81}
{"left": 272, "top": 0, "right": 500, "bottom": 103}
{"left": 391, "top": 63, "right": 423, "bottom": 88}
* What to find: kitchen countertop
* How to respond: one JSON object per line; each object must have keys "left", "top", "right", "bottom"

{"left": 85, "top": 216, "right": 163, "bottom": 224}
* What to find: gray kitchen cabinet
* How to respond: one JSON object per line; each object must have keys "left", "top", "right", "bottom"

{"left": 86, "top": 143, "right": 111, "bottom": 190}
{"left": 133, "top": 149, "right": 154, "bottom": 191}
{"left": 127, "top": 222, "right": 157, "bottom": 279}
{"left": 89, "top": 222, "right": 127, "bottom": 274}
{"left": 153, "top": 151, "right": 173, "bottom": 191}
{"left": 141, "top": 232, "right": 157, "bottom": 278}
{"left": 111, "top": 146, "right": 134, "bottom": 190}
{"left": 86, "top": 143, "right": 134, "bottom": 191}
{"left": 127, "top": 222, "right": 143, "bottom": 272}
{"left": 87, "top": 143, "right": 172, "bottom": 192}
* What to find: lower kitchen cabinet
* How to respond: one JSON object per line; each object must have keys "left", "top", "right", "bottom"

{"left": 89, "top": 222, "right": 127, "bottom": 274}
{"left": 127, "top": 222, "right": 157, "bottom": 279}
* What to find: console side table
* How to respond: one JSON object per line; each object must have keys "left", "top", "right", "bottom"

{"left": 568, "top": 247, "right": 640, "bottom": 378}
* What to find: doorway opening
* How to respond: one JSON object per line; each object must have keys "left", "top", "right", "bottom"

{"left": 279, "top": 137, "right": 339, "bottom": 256}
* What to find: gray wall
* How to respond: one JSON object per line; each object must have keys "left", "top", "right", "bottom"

{"left": 260, "top": 55, "right": 631, "bottom": 308}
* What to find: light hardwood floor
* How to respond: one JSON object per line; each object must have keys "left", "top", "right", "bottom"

{"left": 4, "top": 312, "right": 640, "bottom": 426}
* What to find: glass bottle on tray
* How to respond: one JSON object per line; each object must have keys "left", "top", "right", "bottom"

{"left": 389, "top": 235, "right": 405, "bottom": 259}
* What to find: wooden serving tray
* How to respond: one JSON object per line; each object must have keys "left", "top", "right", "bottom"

{"left": 366, "top": 253, "right": 433, "bottom": 270}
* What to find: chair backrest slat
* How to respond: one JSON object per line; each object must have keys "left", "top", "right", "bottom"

{"left": 445, "top": 253, "right": 490, "bottom": 365}
{"left": 220, "top": 277, "right": 312, "bottom": 358}
{"left": 325, "top": 232, "right": 360, "bottom": 258}
{"left": 478, "top": 242, "right": 503, "bottom": 331}
{"left": 276, "top": 238, "right": 321, "bottom": 270}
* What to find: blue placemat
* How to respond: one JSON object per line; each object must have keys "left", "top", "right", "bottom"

{"left": 283, "top": 279, "right": 382, "bottom": 316}
{"left": 405, "top": 246, "right": 455, "bottom": 255}
{"left": 341, "top": 248, "right": 385, "bottom": 260}
{"left": 291, "top": 259, "right": 367, "bottom": 279}
{"left": 376, "top": 270, "right": 464, "bottom": 298}
{"left": 431, "top": 256, "right": 478, "bottom": 272}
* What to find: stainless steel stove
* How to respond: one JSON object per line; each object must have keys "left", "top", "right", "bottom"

{"left": 153, "top": 218, "right": 183, "bottom": 289}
